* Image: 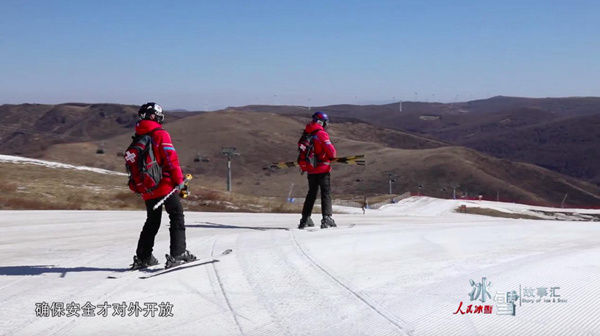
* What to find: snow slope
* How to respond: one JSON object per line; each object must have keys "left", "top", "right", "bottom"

{"left": 377, "top": 196, "right": 600, "bottom": 219}
{"left": 1, "top": 197, "right": 599, "bottom": 335}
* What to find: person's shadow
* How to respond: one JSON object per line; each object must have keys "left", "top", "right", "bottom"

{"left": 0, "top": 265, "right": 131, "bottom": 278}
{"left": 187, "top": 222, "right": 289, "bottom": 231}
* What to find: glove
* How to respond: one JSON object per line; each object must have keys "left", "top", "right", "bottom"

{"left": 176, "top": 181, "right": 187, "bottom": 191}
{"left": 176, "top": 174, "right": 192, "bottom": 198}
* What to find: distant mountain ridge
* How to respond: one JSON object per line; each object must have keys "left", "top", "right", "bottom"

{"left": 229, "top": 96, "right": 600, "bottom": 185}
{"left": 1, "top": 98, "right": 599, "bottom": 207}
{"left": 39, "top": 110, "right": 600, "bottom": 206}
{"left": 0, "top": 103, "right": 200, "bottom": 155}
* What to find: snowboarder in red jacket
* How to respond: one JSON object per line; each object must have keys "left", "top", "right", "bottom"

{"left": 131, "top": 102, "right": 196, "bottom": 269}
{"left": 299, "top": 112, "right": 337, "bottom": 229}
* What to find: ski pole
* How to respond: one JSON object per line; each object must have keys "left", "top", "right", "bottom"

{"left": 152, "top": 174, "right": 193, "bottom": 210}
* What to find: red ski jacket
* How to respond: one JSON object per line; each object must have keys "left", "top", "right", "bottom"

{"left": 304, "top": 122, "right": 336, "bottom": 174}
{"left": 134, "top": 120, "right": 185, "bottom": 201}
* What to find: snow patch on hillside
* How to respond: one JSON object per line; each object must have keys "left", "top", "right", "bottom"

{"left": 0, "top": 154, "right": 126, "bottom": 176}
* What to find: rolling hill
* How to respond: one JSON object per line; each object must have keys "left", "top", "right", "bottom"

{"left": 229, "top": 96, "right": 600, "bottom": 185}
{"left": 0, "top": 103, "right": 198, "bottom": 156}
{"left": 36, "top": 110, "right": 600, "bottom": 207}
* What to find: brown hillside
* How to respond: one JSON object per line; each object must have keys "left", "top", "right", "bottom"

{"left": 231, "top": 97, "right": 600, "bottom": 185}
{"left": 40, "top": 111, "right": 600, "bottom": 207}
{"left": 460, "top": 113, "right": 600, "bottom": 185}
{"left": 0, "top": 103, "right": 196, "bottom": 155}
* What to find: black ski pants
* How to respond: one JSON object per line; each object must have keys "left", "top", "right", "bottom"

{"left": 301, "top": 172, "right": 333, "bottom": 218}
{"left": 136, "top": 193, "right": 186, "bottom": 259}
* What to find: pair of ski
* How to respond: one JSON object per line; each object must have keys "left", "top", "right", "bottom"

{"left": 107, "top": 249, "right": 232, "bottom": 279}
{"left": 265, "top": 154, "right": 365, "bottom": 171}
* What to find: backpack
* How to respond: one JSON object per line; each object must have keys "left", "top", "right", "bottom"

{"left": 124, "top": 128, "right": 163, "bottom": 194}
{"left": 297, "top": 130, "right": 318, "bottom": 172}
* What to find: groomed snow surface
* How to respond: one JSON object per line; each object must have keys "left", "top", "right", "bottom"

{"left": 1, "top": 196, "right": 599, "bottom": 336}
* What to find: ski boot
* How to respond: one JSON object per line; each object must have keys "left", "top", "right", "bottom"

{"left": 131, "top": 254, "right": 159, "bottom": 270}
{"left": 165, "top": 250, "right": 197, "bottom": 269}
{"left": 321, "top": 215, "right": 336, "bottom": 229}
{"left": 298, "top": 216, "right": 315, "bottom": 229}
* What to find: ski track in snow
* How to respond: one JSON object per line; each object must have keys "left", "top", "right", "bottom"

{"left": 1, "top": 197, "right": 600, "bottom": 335}
{"left": 210, "top": 238, "right": 246, "bottom": 336}
{"left": 290, "top": 230, "right": 412, "bottom": 335}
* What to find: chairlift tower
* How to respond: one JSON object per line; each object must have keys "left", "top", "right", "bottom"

{"left": 385, "top": 172, "right": 397, "bottom": 195}
{"left": 221, "top": 147, "right": 239, "bottom": 192}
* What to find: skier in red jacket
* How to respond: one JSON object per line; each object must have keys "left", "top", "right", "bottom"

{"left": 299, "top": 111, "right": 337, "bottom": 229}
{"left": 131, "top": 102, "right": 196, "bottom": 269}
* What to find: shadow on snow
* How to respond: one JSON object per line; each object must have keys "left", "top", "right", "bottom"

{"left": 1, "top": 260, "right": 221, "bottom": 278}
{"left": 187, "top": 221, "right": 289, "bottom": 231}
{"left": 0, "top": 265, "right": 129, "bottom": 277}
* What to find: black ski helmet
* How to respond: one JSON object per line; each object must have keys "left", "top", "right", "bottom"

{"left": 138, "top": 102, "right": 165, "bottom": 123}
{"left": 312, "top": 111, "right": 329, "bottom": 127}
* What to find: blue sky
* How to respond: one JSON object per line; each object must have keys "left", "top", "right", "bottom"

{"left": 1, "top": 0, "right": 599, "bottom": 110}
